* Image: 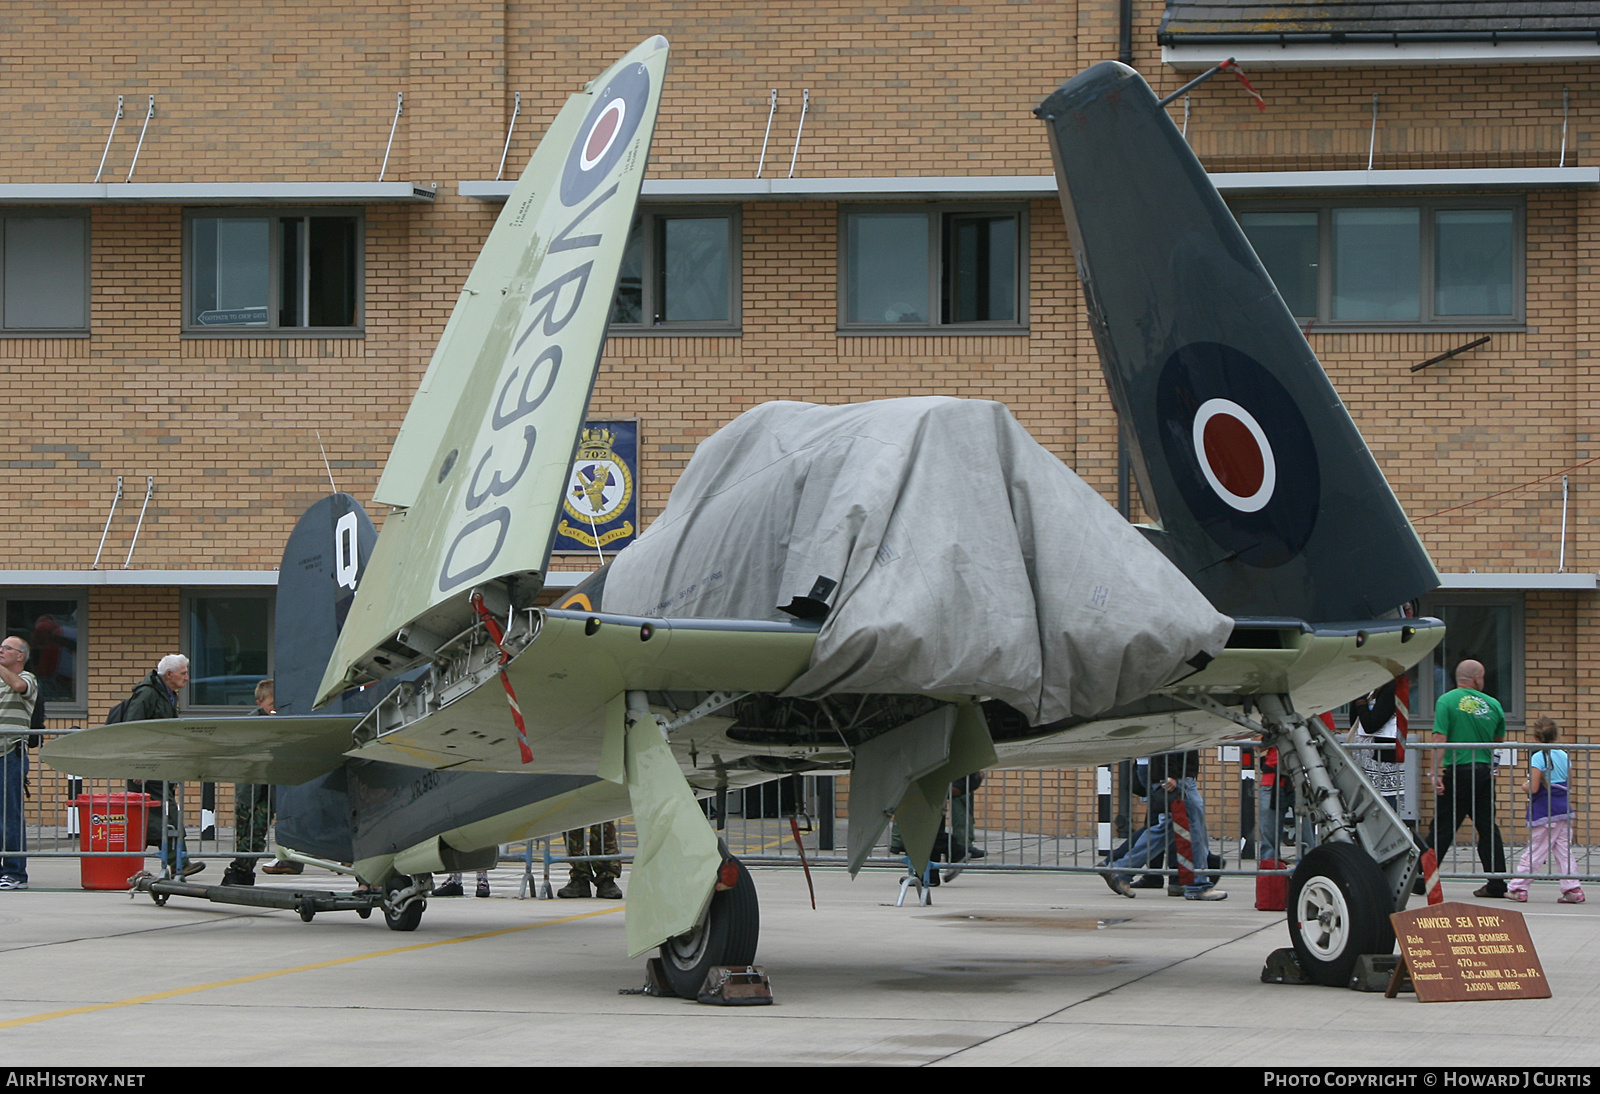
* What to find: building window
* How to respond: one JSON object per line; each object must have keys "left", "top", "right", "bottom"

{"left": 1, "top": 214, "right": 89, "bottom": 333}
{"left": 609, "top": 208, "right": 739, "bottom": 331}
{"left": 1236, "top": 201, "right": 1521, "bottom": 328}
{"left": 0, "top": 594, "right": 86, "bottom": 715}
{"left": 185, "top": 211, "right": 361, "bottom": 332}
{"left": 840, "top": 206, "right": 1025, "bottom": 331}
{"left": 184, "top": 592, "right": 273, "bottom": 710}
{"left": 1415, "top": 593, "right": 1524, "bottom": 724}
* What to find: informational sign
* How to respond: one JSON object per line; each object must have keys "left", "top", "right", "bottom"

{"left": 552, "top": 420, "right": 638, "bottom": 554}
{"left": 1389, "top": 901, "right": 1550, "bottom": 1001}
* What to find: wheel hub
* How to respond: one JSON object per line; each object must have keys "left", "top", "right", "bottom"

{"left": 1296, "top": 876, "right": 1350, "bottom": 959}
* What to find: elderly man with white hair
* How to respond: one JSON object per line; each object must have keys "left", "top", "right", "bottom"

{"left": 124, "top": 654, "right": 203, "bottom": 878}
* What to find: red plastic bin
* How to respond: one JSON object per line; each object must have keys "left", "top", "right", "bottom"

{"left": 73, "top": 792, "right": 153, "bottom": 890}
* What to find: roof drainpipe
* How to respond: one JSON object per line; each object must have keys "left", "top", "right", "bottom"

{"left": 1118, "top": 0, "right": 1134, "bottom": 64}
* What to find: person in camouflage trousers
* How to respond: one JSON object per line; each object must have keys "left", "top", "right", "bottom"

{"left": 559, "top": 821, "right": 621, "bottom": 899}
{"left": 223, "top": 680, "right": 275, "bottom": 887}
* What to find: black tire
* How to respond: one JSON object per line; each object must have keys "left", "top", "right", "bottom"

{"left": 151, "top": 891, "right": 168, "bottom": 907}
{"left": 356, "top": 905, "right": 372, "bottom": 919}
{"left": 657, "top": 857, "right": 760, "bottom": 999}
{"left": 1287, "top": 842, "right": 1394, "bottom": 987}
{"left": 297, "top": 897, "right": 316, "bottom": 923}
{"left": 383, "top": 874, "right": 425, "bottom": 932}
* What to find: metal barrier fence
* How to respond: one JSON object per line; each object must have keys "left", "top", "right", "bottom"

{"left": 11, "top": 732, "right": 1600, "bottom": 894}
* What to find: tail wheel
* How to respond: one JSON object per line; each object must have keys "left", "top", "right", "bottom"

{"left": 1288, "top": 842, "right": 1394, "bottom": 987}
{"left": 658, "top": 856, "right": 759, "bottom": 999}
{"left": 383, "top": 874, "right": 426, "bottom": 932}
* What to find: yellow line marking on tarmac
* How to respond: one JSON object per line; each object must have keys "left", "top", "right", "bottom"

{"left": 0, "top": 905, "right": 625, "bottom": 1030}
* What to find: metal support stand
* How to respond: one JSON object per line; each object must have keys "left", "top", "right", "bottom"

{"left": 91, "top": 476, "right": 123, "bottom": 569}
{"left": 124, "top": 476, "right": 154, "bottom": 569}
{"left": 497, "top": 91, "right": 521, "bottom": 181}
{"left": 379, "top": 92, "right": 403, "bottom": 182}
{"left": 126, "top": 97, "right": 155, "bottom": 182}
{"left": 755, "top": 89, "right": 777, "bottom": 177}
{"left": 94, "top": 97, "right": 124, "bottom": 183}
{"left": 787, "top": 89, "right": 809, "bottom": 178}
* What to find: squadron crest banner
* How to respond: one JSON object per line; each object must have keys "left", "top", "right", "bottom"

{"left": 553, "top": 421, "right": 638, "bottom": 552}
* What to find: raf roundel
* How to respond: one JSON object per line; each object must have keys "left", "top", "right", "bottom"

{"left": 560, "top": 63, "right": 652, "bottom": 207}
{"left": 1192, "top": 398, "right": 1275, "bottom": 513}
{"left": 1154, "top": 342, "right": 1320, "bottom": 569}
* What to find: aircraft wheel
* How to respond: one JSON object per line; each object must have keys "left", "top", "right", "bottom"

{"left": 657, "top": 856, "right": 759, "bottom": 999}
{"left": 1288, "top": 842, "right": 1393, "bottom": 987}
{"left": 383, "top": 874, "right": 425, "bottom": 932}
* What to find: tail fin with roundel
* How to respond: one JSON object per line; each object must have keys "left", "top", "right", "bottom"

{"left": 1035, "top": 62, "right": 1437, "bottom": 622}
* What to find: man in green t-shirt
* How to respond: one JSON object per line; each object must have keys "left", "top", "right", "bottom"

{"left": 1426, "top": 659, "right": 1508, "bottom": 898}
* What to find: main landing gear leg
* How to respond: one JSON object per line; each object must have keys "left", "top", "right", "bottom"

{"left": 1256, "top": 694, "right": 1420, "bottom": 987}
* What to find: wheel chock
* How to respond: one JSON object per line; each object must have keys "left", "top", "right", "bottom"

{"left": 1260, "top": 947, "right": 1313, "bottom": 985}
{"left": 1351, "top": 953, "right": 1409, "bottom": 994}
{"left": 641, "top": 957, "right": 677, "bottom": 997}
{"left": 696, "top": 965, "right": 773, "bottom": 1006}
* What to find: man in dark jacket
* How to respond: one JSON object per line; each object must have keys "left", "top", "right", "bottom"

{"left": 124, "top": 654, "right": 203, "bottom": 878}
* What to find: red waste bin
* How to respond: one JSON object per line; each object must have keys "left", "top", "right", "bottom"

{"left": 73, "top": 792, "right": 153, "bottom": 890}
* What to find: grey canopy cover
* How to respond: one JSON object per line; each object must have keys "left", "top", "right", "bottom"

{"left": 600, "top": 398, "right": 1234, "bottom": 725}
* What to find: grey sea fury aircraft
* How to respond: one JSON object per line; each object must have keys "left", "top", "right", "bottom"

{"left": 46, "top": 44, "right": 1444, "bottom": 993}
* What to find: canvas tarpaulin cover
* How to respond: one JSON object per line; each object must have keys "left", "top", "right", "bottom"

{"left": 600, "top": 398, "right": 1233, "bottom": 725}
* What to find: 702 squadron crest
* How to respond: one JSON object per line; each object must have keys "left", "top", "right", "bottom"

{"left": 556, "top": 422, "right": 638, "bottom": 551}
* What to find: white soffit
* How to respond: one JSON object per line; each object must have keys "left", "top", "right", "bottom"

{"left": 1163, "top": 41, "right": 1600, "bottom": 70}
{"left": 0, "top": 182, "right": 436, "bottom": 205}
{"left": 0, "top": 570, "right": 279, "bottom": 587}
{"left": 462, "top": 169, "right": 1599, "bottom": 203}
{"left": 1438, "top": 572, "right": 1598, "bottom": 591}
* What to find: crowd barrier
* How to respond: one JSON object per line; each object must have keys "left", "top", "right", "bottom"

{"left": 9, "top": 732, "right": 1598, "bottom": 895}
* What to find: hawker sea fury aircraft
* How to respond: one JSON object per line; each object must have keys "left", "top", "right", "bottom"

{"left": 46, "top": 47, "right": 1445, "bottom": 994}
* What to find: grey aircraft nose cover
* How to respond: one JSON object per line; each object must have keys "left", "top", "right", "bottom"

{"left": 599, "top": 398, "right": 1233, "bottom": 725}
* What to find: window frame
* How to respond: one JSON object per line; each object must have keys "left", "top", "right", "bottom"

{"left": 837, "top": 203, "right": 1029, "bottom": 334}
{"left": 607, "top": 205, "right": 741, "bottom": 335}
{"left": 0, "top": 591, "right": 88, "bottom": 717}
{"left": 1415, "top": 591, "right": 1525, "bottom": 729}
{"left": 1232, "top": 197, "right": 1525, "bottom": 332}
{"left": 181, "top": 207, "right": 365, "bottom": 337}
{"left": 180, "top": 588, "right": 275, "bottom": 714}
{"left": 0, "top": 210, "right": 91, "bottom": 336}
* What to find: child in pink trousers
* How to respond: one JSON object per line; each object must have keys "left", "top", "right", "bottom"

{"left": 1508, "top": 717, "right": 1584, "bottom": 904}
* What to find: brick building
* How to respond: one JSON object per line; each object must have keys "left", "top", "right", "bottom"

{"left": 0, "top": 0, "right": 1594, "bottom": 756}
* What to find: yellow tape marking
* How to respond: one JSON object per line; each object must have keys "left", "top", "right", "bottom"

{"left": 0, "top": 905, "right": 625, "bottom": 1029}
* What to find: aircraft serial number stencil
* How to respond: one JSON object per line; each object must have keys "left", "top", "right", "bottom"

{"left": 1390, "top": 900, "right": 1549, "bottom": 1001}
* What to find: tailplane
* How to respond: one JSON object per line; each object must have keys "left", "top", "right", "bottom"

{"left": 1036, "top": 63, "right": 1438, "bottom": 621}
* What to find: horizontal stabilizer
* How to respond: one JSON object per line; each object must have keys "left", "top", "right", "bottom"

{"left": 41, "top": 715, "right": 364, "bottom": 784}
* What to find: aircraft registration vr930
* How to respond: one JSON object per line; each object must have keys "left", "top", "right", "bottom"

{"left": 45, "top": 45, "right": 1443, "bottom": 996}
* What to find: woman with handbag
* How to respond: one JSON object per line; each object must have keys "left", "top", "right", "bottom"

{"left": 1508, "top": 717, "right": 1584, "bottom": 904}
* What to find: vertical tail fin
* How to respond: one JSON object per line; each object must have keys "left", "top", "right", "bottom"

{"left": 1036, "top": 63, "right": 1437, "bottom": 621}
{"left": 316, "top": 37, "right": 670, "bottom": 705}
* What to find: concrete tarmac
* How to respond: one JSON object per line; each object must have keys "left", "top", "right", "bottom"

{"left": 0, "top": 857, "right": 1595, "bottom": 1067}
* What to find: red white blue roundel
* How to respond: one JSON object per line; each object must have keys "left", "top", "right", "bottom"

{"left": 1191, "top": 398, "right": 1274, "bottom": 513}
{"left": 560, "top": 63, "right": 651, "bottom": 207}
{"left": 1155, "top": 342, "right": 1319, "bottom": 569}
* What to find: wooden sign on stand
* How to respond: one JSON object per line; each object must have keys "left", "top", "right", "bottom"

{"left": 1389, "top": 901, "right": 1550, "bottom": 1001}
